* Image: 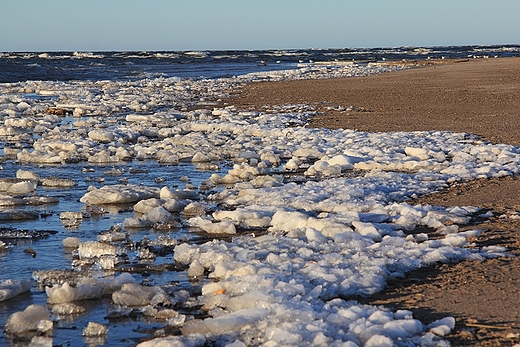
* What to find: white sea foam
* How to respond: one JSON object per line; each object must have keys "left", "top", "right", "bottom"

{"left": 0, "top": 61, "right": 517, "bottom": 345}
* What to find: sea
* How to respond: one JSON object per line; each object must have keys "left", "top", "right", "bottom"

{"left": 1, "top": 44, "right": 519, "bottom": 83}
{"left": 0, "top": 44, "right": 519, "bottom": 346}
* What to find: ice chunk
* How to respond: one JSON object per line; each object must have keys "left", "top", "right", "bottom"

{"left": 4, "top": 304, "right": 50, "bottom": 335}
{"left": 305, "top": 228, "right": 327, "bottom": 242}
{"left": 7, "top": 180, "right": 37, "bottom": 194}
{"left": 428, "top": 316, "right": 455, "bottom": 336}
{"left": 0, "top": 279, "right": 32, "bottom": 302}
{"left": 283, "top": 158, "right": 300, "bottom": 171}
{"left": 327, "top": 154, "right": 356, "bottom": 170}
{"left": 80, "top": 184, "right": 159, "bottom": 204}
{"left": 191, "top": 217, "right": 236, "bottom": 234}
{"left": 46, "top": 282, "right": 74, "bottom": 304}
{"left": 45, "top": 282, "right": 102, "bottom": 304}
{"left": 136, "top": 335, "right": 206, "bottom": 347}
{"left": 305, "top": 160, "right": 341, "bottom": 177}
{"left": 145, "top": 206, "right": 174, "bottom": 223}
{"left": 133, "top": 198, "right": 165, "bottom": 213}
{"left": 16, "top": 169, "right": 40, "bottom": 180}
{"left": 352, "top": 221, "right": 382, "bottom": 241}
{"left": 112, "top": 283, "right": 166, "bottom": 307}
{"left": 82, "top": 321, "right": 108, "bottom": 336}
{"left": 187, "top": 260, "right": 205, "bottom": 278}
{"left": 78, "top": 241, "right": 117, "bottom": 259}
{"left": 192, "top": 152, "right": 212, "bottom": 162}
{"left": 160, "top": 187, "right": 199, "bottom": 200}
{"left": 51, "top": 303, "right": 86, "bottom": 315}
{"left": 97, "top": 273, "right": 136, "bottom": 294}
{"left": 88, "top": 129, "right": 115, "bottom": 143}
{"left": 404, "top": 147, "right": 430, "bottom": 160}
{"left": 29, "top": 336, "right": 54, "bottom": 347}
{"left": 40, "top": 177, "right": 77, "bottom": 187}
{"left": 123, "top": 217, "right": 154, "bottom": 229}
{"left": 365, "top": 334, "right": 394, "bottom": 347}
{"left": 383, "top": 319, "right": 423, "bottom": 338}
{"left": 270, "top": 210, "right": 309, "bottom": 232}
{"left": 163, "top": 198, "right": 189, "bottom": 212}
{"left": 36, "top": 319, "right": 53, "bottom": 333}
{"left": 59, "top": 211, "right": 84, "bottom": 220}
{"left": 181, "top": 308, "right": 269, "bottom": 335}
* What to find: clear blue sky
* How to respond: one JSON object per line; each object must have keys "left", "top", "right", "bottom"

{"left": 1, "top": 0, "right": 518, "bottom": 52}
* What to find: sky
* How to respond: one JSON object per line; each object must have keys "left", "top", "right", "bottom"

{"left": 1, "top": 0, "right": 518, "bottom": 52}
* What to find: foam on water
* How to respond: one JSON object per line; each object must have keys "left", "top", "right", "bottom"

{"left": 0, "top": 57, "right": 518, "bottom": 346}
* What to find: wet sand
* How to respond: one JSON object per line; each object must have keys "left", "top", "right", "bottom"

{"left": 229, "top": 57, "right": 520, "bottom": 346}
{"left": 232, "top": 57, "right": 520, "bottom": 145}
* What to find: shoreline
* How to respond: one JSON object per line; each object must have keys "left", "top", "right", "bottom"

{"left": 230, "top": 57, "right": 520, "bottom": 145}
{"left": 227, "top": 57, "right": 520, "bottom": 346}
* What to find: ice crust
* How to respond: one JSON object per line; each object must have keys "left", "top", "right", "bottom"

{"left": 1, "top": 62, "right": 518, "bottom": 345}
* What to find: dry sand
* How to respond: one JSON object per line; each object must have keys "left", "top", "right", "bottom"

{"left": 228, "top": 57, "right": 520, "bottom": 346}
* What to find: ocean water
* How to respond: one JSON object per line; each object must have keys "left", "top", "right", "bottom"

{"left": 1, "top": 44, "right": 519, "bottom": 83}
{"left": 0, "top": 45, "right": 519, "bottom": 346}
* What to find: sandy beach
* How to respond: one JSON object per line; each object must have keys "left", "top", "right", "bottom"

{"left": 229, "top": 57, "right": 520, "bottom": 346}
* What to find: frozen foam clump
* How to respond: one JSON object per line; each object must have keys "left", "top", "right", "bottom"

{"left": 4, "top": 304, "right": 50, "bottom": 335}
{"left": 0, "top": 279, "right": 32, "bottom": 302}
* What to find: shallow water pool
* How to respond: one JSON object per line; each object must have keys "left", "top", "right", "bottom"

{"left": 0, "top": 159, "right": 227, "bottom": 346}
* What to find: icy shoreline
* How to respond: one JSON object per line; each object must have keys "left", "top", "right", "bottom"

{"left": 0, "top": 62, "right": 518, "bottom": 346}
